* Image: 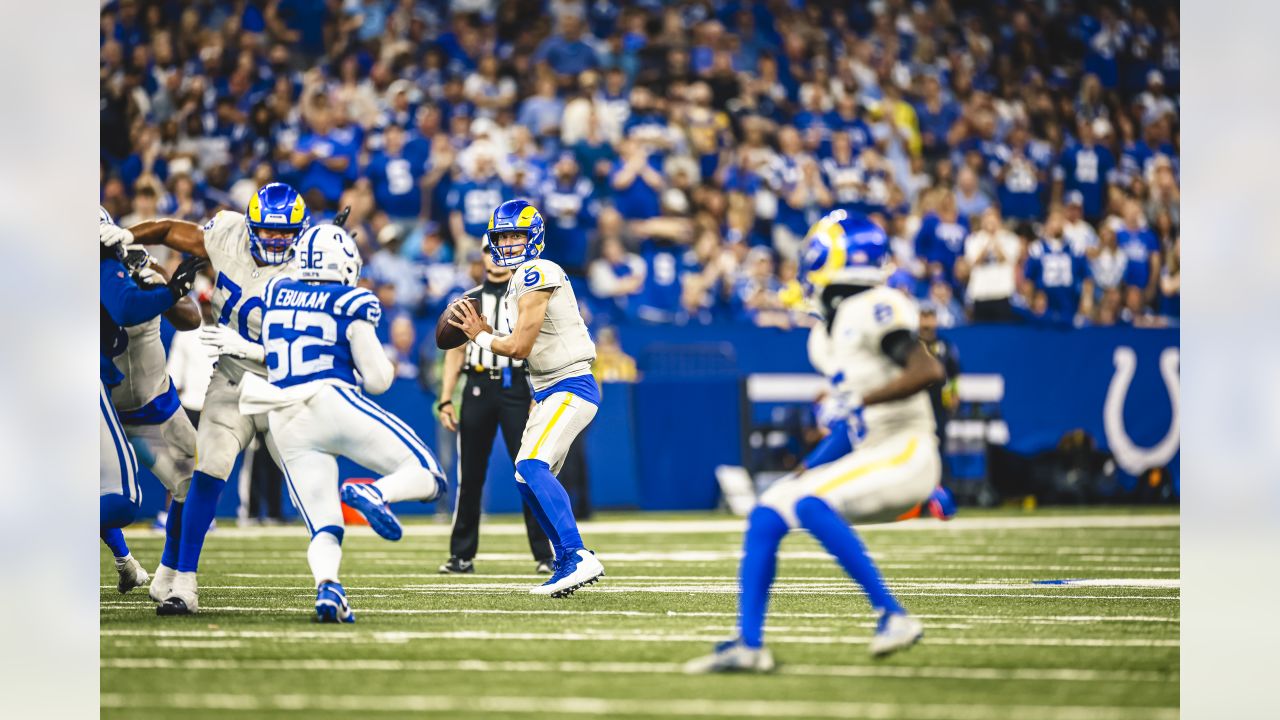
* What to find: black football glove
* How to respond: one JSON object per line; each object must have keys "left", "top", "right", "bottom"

{"left": 167, "top": 256, "right": 208, "bottom": 302}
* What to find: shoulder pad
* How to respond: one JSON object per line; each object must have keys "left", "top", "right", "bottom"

{"left": 334, "top": 287, "right": 382, "bottom": 325}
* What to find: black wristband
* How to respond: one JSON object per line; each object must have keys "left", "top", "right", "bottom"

{"left": 436, "top": 400, "right": 453, "bottom": 412}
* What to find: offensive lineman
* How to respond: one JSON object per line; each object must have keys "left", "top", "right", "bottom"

{"left": 236, "top": 224, "right": 447, "bottom": 621}
{"left": 685, "top": 210, "right": 946, "bottom": 673}
{"left": 447, "top": 199, "right": 605, "bottom": 597}
{"left": 109, "top": 243, "right": 203, "bottom": 601}
{"left": 101, "top": 183, "right": 311, "bottom": 615}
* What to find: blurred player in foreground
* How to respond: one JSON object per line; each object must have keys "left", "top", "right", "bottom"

{"left": 104, "top": 183, "right": 309, "bottom": 614}
{"left": 237, "top": 224, "right": 446, "bottom": 622}
{"left": 686, "top": 211, "right": 946, "bottom": 673}
{"left": 99, "top": 207, "right": 205, "bottom": 592}
{"left": 447, "top": 200, "right": 604, "bottom": 597}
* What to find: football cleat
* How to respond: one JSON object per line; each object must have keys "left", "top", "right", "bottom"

{"left": 314, "top": 581, "right": 355, "bottom": 623}
{"left": 149, "top": 564, "right": 176, "bottom": 603}
{"left": 530, "top": 549, "right": 604, "bottom": 598}
{"left": 439, "top": 557, "right": 475, "bottom": 574}
{"left": 341, "top": 483, "right": 402, "bottom": 541}
{"left": 156, "top": 573, "right": 199, "bottom": 616}
{"left": 683, "top": 638, "right": 777, "bottom": 674}
{"left": 115, "top": 555, "right": 150, "bottom": 594}
{"left": 535, "top": 560, "right": 554, "bottom": 575}
{"left": 926, "top": 485, "right": 957, "bottom": 521}
{"left": 869, "top": 611, "right": 924, "bottom": 658}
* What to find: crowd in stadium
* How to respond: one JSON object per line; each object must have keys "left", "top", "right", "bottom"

{"left": 100, "top": 0, "right": 1180, "bottom": 340}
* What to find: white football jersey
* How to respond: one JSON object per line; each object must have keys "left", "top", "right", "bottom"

{"left": 202, "top": 210, "right": 295, "bottom": 382}
{"left": 503, "top": 258, "right": 595, "bottom": 391}
{"left": 807, "top": 285, "right": 935, "bottom": 445}
{"left": 110, "top": 317, "right": 171, "bottom": 413}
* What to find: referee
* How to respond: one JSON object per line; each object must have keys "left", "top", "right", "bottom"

{"left": 437, "top": 252, "right": 554, "bottom": 574}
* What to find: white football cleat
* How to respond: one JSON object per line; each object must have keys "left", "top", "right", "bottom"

{"left": 683, "top": 639, "right": 776, "bottom": 674}
{"left": 156, "top": 572, "right": 199, "bottom": 616}
{"left": 115, "top": 555, "right": 150, "bottom": 594}
{"left": 869, "top": 611, "right": 924, "bottom": 658}
{"left": 530, "top": 549, "right": 604, "bottom": 597}
{"left": 149, "top": 564, "right": 176, "bottom": 603}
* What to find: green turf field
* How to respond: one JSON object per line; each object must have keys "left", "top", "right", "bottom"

{"left": 101, "top": 508, "right": 1179, "bottom": 719}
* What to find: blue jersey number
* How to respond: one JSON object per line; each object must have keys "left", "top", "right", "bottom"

{"left": 263, "top": 309, "right": 338, "bottom": 382}
{"left": 216, "top": 272, "right": 267, "bottom": 342}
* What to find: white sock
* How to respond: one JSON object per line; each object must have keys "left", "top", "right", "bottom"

{"left": 114, "top": 553, "right": 133, "bottom": 569}
{"left": 172, "top": 571, "right": 197, "bottom": 595}
{"left": 153, "top": 564, "right": 175, "bottom": 582}
{"left": 373, "top": 467, "right": 439, "bottom": 504}
{"left": 308, "top": 530, "right": 343, "bottom": 588}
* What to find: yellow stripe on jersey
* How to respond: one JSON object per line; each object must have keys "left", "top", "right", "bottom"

{"left": 531, "top": 393, "right": 575, "bottom": 456}
{"left": 289, "top": 196, "right": 306, "bottom": 223}
{"left": 516, "top": 205, "right": 539, "bottom": 227}
{"left": 814, "top": 437, "right": 920, "bottom": 495}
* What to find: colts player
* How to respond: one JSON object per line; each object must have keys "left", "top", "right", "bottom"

{"left": 99, "top": 207, "right": 205, "bottom": 592}
{"left": 106, "top": 183, "right": 311, "bottom": 615}
{"left": 447, "top": 200, "right": 605, "bottom": 597}
{"left": 685, "top": 210, "right": 946, "bottom": 673}
{"left": 236, "top": 224, "right": 447, "bottom": 622}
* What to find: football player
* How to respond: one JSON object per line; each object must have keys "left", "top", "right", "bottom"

{"left": 99, "top": 207, "right": 205, "bottom": 592}
{"left": 101, "top": 183, "right": 311, "bottom": 615}
{"left": 109, "top": 243, "right": 203, "bottom": 602}
{"left": 685, "top": 210, "right": 946, "bottom": 673}
{"left": 447, "top": 199, "right": 605, "bottom": 597}
{"left": 234, "top": 224, "right": 446, "bottom": 622}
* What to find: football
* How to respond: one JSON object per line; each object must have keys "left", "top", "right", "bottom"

{"left": 435, "top": 295, "right": 481, "bottom": 350}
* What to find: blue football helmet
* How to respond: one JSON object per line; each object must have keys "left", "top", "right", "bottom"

{"left": 799, "top": 209, "right": 890, "bottom": 296}
{"left": 484, "top": 199, "right": 545, "bottom": 268}
{"left": 246, "top": 182, "right": 311, "bottom": 265}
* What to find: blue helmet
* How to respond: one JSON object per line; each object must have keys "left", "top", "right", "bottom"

{"left": 245, "top": 182, "right": 310, "bottom": 265}
{"left": 484, "top": 199, "right": 545, "bottom": 268}
{"left": 799, "top": 209, "right": 890, "bottom": 294}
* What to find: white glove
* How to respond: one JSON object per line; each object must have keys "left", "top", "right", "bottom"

{"left": 133, "top": 266, "right": 163, "bottom": 286}
{"left": 816, "top": 391, "right": 863, "bottom": 431}
{"left": 199, "top": 325, "right": 265, "bottom": 362}
{"left": 100, "top": 224, "right": 133, "bottom": 249}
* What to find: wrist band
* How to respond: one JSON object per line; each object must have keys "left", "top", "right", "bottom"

{"left": 474, "top": 331, "right": 496, "bottom": 351}
{"left": 436, "top": 400, "right": 453, "bottom": 412}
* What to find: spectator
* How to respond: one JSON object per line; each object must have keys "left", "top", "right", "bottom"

{"left": 953, "top": 165, "right": 992, "bottom": 220}
{"left": 463, "top": 56, "right": 517, "bottom": 120}
{"left": 1061, "top": 191, "right": 1100, "bottom": 254}
{"left": 1024, "top": 208, "right": 1088, "bottom": 324}
{"left": 592, "top": 326, "right": 639, "bottom": 383}
{"left": 364, "top": 124, "right": 427, "bottom": 235}
{"left": 1055, "top": 119, "right": 1115, "bottom": 224}
{"left": 610, "top": 138, "right": 665, "bottom": 220}
{"left": 992, "top": 126, "right": 1047, "bottom": 222}
{"left": 534, "top": 15, "right": 599, "bottom": 78}
{"left": 957, "top": 207, "right": 1024, "bottom": 323}
{"left": 1159, "top": 235, "right": 1181, "bottom": 321}
{"left": 447, "top": 149, "right": 510, "bottom": 255}
{"left": 731, "top": 247, "right": 789, "bottom": 328}
{"left": 768, "top": 126, "right": 831, "bottom": 261}
{"left": 926, "top": 281, "right": 967, "bottom": 329}
{"left": 289, "top": 95, "right": 359, "bottom": 213}
{"left": 517, "top": 75, "right": 566, "bottom": 144}
{"left": 1116, "top": 198, "right": 1162, "bottom": 306}
{"left": 588, "top": 230, "right": 646, "bottom": 324}
{"left": 539, "top": 153, "right": 598, "bottom": 277}
{"left": 914, "top": 189, "right": 971, "bottom": 292}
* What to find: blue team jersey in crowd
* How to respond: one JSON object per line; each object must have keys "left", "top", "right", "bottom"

{"left": 296, "top": 127, "right": 360, "bottom": 203}
{"left": 1024, "top": 238, "right": 1088, "bottom": 321}
{"left": 914, "top": 213, "right": 970, "bottom": 287}
{"left": 769, "top": 155, "right": 811, "bottom": 235}
{"left": 635, "top": 240, "right": 688, "bottom": 323}
{"left": 539, "top": 176, "right": 597, "bottom": 272}
{"left": 1058, "top": 143, "right": 1115, "bottom": 219}
{"left": 993, "top": 145, "right": 1046, "bottom": 221}
{"left": 261, "top": 278, "right": 384, "bottom": 390}
{"left": 1117, "top": 226, "right": 1161, "bottom": 289}
{"left": 447, "top": 176, "right": 510, "bottom": 239}
{"left": 365, "top": 149, "right": 424, "bottom": 219}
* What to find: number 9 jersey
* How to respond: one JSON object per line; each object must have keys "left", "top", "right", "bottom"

{"left": 261, "top": 277, "right": 383, "bottom": 389}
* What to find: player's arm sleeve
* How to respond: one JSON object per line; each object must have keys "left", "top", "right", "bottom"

{"left": 513, "top": 260, "right": 564, "bottom": 300}
{"left": 100, "top": 259, "right": 175, "bottom": 326}
{"left": 348, "top": 320, "right": 395, "bottom": 395}
{"left": 339, "top": 288, "right": 384, "bottom": 327}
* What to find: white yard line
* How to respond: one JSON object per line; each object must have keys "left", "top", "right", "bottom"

{"left": 96, "top": 603, "right": 1177, "bottom": 624}
{"left": 139, "top": 514, "right": 1178, "bottom": 539}
{"left": 102, "top": 657, "right": 1176, "bottom": 683}
{"left": 99, "top": 692, "right": 1178, "bottom": 720}
{"left": 100, "top": 628, "right": 1178, "bottom": 648}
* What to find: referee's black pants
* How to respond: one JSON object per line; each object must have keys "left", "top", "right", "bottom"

{"left": 450, "top": 374, "right": 553, "bottom": 563}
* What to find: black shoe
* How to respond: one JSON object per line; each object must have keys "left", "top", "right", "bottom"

{"left": 155, "top": 597, "right": 193, "bottom": 616}
{"left": 438, "top": 557, "right": 475, "bottom": 574}
{"left": 535, "top": 560, "right": 554, "bottom": 575}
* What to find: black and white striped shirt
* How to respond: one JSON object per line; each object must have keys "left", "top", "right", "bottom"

{"left": 464, "top": 280, "right": 524, "bottom": 371}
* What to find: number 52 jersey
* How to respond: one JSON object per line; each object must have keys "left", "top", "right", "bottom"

{"left": 261, "top": 277, "right": 383, "bottom": 389}
{"left": 202, "top": 210, "right": 295, "bottom": 382}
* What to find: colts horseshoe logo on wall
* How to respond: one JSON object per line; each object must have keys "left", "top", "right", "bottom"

{"left": 1103, "top": 346, "right": 1180, "bottom": 476}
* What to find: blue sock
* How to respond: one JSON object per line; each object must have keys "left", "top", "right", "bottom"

{"left": 515, "top": 459, "right": 583, "bottom": 554}
{"left": 515, "top": 481, "right": 563, "bottom": 557}
{"left": 100, "top": 494, "right": 139, "bottom": 529}
{"left": 795, "top": 496, "right": 904, "bottom": 615}
{"left": 739, "top": 506, "right": 790, "bottom": 648}
{"left": 177, "top": 471, "right": 226, "bottom": 573}
{"left": 160, "top": 499, "right": 184, "bottom": 569}
{"left": 100, "top": 527, "right": 130, "bottom": 558}
{"left": 802, "top": 420, "right": 854, "bottom": 469}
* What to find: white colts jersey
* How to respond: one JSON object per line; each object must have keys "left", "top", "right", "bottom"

{"left": 504, "top": 258, "right": 596, "bottom": 392}
{"left": 202, "top": 210, "right": 294, "bottom": 383}
{"left": 111, "top": 317, "right": 171, "bottom": 413}
{"left": 808, "top": 285, "right": 935, "bottom": 446}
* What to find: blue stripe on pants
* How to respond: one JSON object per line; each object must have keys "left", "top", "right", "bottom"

{"left": 101, "top": 391, "right": 135, "bottom": 502}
